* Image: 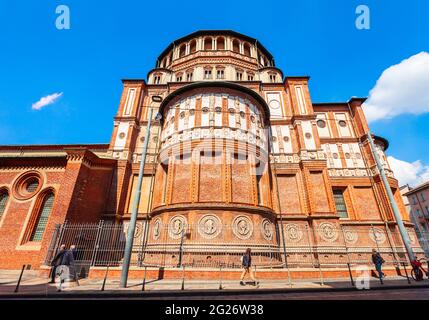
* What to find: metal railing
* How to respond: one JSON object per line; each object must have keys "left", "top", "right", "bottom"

{"left": 44, "top": 221, "right": 427, "bottom": 277}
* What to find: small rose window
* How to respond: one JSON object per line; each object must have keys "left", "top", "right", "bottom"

{"left": 13, "top": 171, "right": 43, "bottom": 201}
{"left": 317, "top": 120, "right": 326, "bottom": 128}
{"left": 338, "top": 120, "right": 347, "bottom": 128}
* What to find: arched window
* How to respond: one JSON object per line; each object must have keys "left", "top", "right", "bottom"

{"left": 0, "top": 190, "right": 9, "bottom": 220}
{"left": 29, "top": 192, "right": 55, "bottom": 242}
{"left": 232, "top": 39, "right": 240, "bottom": 53}
{"left": 204, "top": 37, "right": 213, "bottom": 50}
{"left": 243, "top": 43, "right": 251, "bottom": 56}
{"left": 217, "top": 37, "right": 225, "bottom": 50}
{"left": 190, "top": 40, "right": 197, "bottom": 53}
{"left": 179, "top": 44, "right": 186, "bottom": 58}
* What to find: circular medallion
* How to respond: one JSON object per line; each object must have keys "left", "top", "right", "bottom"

{"left": 285, "top": 224, "right": 303, "bottom": 243}
{"left": 369, "top": 228, "right": 386, "bottom": 244}
{"left": 261, "top": 219, "right": 274, "bottom": 241}
{"left": 319, "top": 223, "right": 339, "bottom": 242}
{"left": 232, "top": 216, "right": 253, "bottom": 240}
{"left": 198, "top": 215, "right": 222, "bottom": 239}
{"left": 343, "top": 229, "right": 358, "bottom": 244}
{"left": 152, "top": 219, "right": 162, "bottom": 240}
{"left": 269, "top": 100, "right": 280, "bottom": 110}
{"left": 168, "top": 215, "right": 188, "bottom": 239}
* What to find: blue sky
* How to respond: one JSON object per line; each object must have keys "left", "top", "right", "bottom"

{"left": 0, "top": 0, "right": 428, "bottom": 186}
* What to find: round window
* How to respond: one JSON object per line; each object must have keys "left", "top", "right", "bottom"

{"left": 189, "top": 109, "right": 195, "bottom": 116}
{"left": 338, "top": 120, "right": 347, "bottom": 128}
{"left": 202, "top": 107, "right": 209, "bottom": 113}
{"left": 13, "top": 171, "right": 43, "bottom": 200}
{"left": 283, "top": 136, "right": 290, "bottom": 143}
{"left": 119, "top": 132, "right": 126, "bottom": 139}
{"left": 240, "top": 111, "right": 245, "bottom": 118}
{"left": 317, "top": 120, "right": 326, "bottom": 128}
{"left": 345, "top": 153, "right": 351, "bottom": 159}
{"left": 333, "top": 153, "right": 339, "bottom": 159}
{"left": 215, "top": 107, "right": 222, "bottom": 113}
{"left": 250, "top": 115, "right": 256, "bottom": 123}
{"left": 180, "top": 111, "right": 186, "bottom": 119}
{"left": 305, "top": 133, "right": 312, "bottom": 139}
{"left": 228, "top": 108, "right": 235, "bottom": 115}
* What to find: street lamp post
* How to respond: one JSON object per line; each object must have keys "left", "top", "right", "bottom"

{"left": 120, "top": 107, "right": 162, "bottom": 288}
{"left": 367, "top": 132, "right": 415, "bottom": 262}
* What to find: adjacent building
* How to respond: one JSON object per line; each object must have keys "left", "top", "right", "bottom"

{"left": 402, "top": 182, "right": 429, "bottom": 255}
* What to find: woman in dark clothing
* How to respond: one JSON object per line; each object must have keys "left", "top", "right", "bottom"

{"left": 240, "top": 248, "right": 258, "bottom": 286}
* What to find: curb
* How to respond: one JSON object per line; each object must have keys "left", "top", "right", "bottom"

{"left": 1, "top": 283, "right": 429, "bottom": 299}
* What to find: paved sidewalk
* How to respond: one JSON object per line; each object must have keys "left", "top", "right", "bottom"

{"left": 1, "top": 269, "right": 429, "bottom": 298}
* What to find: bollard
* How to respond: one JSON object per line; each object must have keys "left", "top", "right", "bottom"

{"left": 402, "top": 262, "right": 411, "bottom": 284}
{"left": 101, "top": 265, "right": 110, "bottom": 291}
{"left": 219, "top": 265, "right": 223, "bottom": 290}
{"left": 142, "top": 266, "right": 148, "bottom": 291}
{"left": 181, "top": 266, "right": 185, "bottom": 291}
{"left": 318, "top": 263, "right": 324, "bottom": 286}
{"left": 347, "top": 263, "right": 355, "bottom": 287}
{"left": 14, "top": 265, "right": 27, "bottom": 293}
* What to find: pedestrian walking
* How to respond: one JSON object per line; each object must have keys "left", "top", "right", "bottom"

{"left": 57, "top": 245, "right": 79, "bottom": 291}
{"left": 371, "top": 249, "right": 386, "bottom": 279}
{"left": 49, "top": 244, "right": 66, "bottom": 283}
{"left": 239, "top": 248, "right": 258, "bottom": 286}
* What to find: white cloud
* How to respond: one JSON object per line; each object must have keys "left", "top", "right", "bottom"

{"left": 388, "top": 156, "right": 429, "bottom": 187}
{"left": 363, "top": 52, "right": 429, "bottom": 122}
{"left": 32, "top": 92, "right": 63, "bottom": 111}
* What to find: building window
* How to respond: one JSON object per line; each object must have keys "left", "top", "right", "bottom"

{"left": 153, "top": 75, "right": 161, "bottom": 84}
{"left": 417, "top": 209, "right": 422, "bottom": 217}
{"left": 204, "top": 37, "right": 213, "bottom": 50}
{"left": 236, "top": 72, "right": 243, "bottom": 81}
{"left": 179, "top": 44, "right": 186, "bottom": 58}
{"left": 217, "top": 37, "right": 225, "bottom": 50}
{"left": 333, "top": 189, "right": 348, "bottom": 218}
{"left": 204, "top": 69, "right": 212, "bottom": 79}
{"left": 186, "top": 72, "right": 193, "bottom": 82}
{"left": 30, "top": 192, "right": 55, "bottom": 242}
{"left": 317, "top": 119, "right": 326, "bottom": 128}
{"left": 0, "top": 190, "right": 9, "bottom": 220}
{"left": 232, "top": 39, "right": 240, "bottom": 53}
{"left": 189, "top": 40, "right": 197, "bottom": 53}
{"left": 176, "top": 75, "right": 182, "bottom": 82}
{"left": 243, "top": 43, "right": 251, "bottom": 57}
{"left": 413, "top": 196, "right": 418, "bottom": 205}
{"left": 216, "top": 69, "right": 224, "bottom": 79}
{"left": 247, "top": 73, "right": 254, "bottom": 81}
{"left": 420, "top": 193, "right": 425, "bottom": 201}
{"left": 269, "top": 74, "right": 277, "bottom": 83}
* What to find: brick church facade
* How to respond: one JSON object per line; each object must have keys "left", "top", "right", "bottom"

{"left": 0, "top": 30, "right": 422, "bottom": 273}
